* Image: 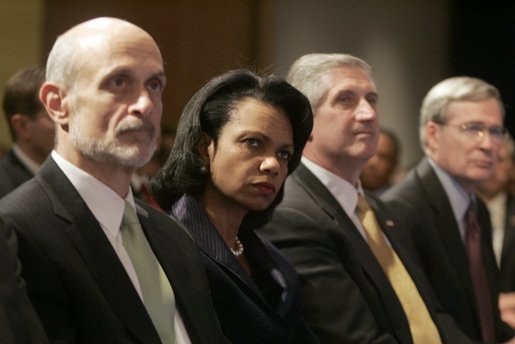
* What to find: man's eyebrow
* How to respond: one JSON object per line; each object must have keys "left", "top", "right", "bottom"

{"left": 150, "top": 71, "right": 167, "bottom": 84}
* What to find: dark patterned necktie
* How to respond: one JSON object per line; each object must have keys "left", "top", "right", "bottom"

{"left": 465, "top": 202, "right": 495, "bottom": 343}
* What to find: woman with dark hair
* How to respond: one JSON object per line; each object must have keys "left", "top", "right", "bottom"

{"left": 151, "top": 69, "right": 318, "bottom": 343}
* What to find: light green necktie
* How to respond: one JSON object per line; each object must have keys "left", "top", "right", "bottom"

{"left": 121, "top": 201, "right": 175, "bottom": 344}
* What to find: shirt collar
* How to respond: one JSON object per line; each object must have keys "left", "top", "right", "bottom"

{"left": 12, "top": 144, "right": 41, "bottom": 175}
{"left": 302, "top": 156, "right": 359, "bottom": 218}
{"left": 428, "top": 158, "right": 471, "bottom": 238}
{"left": 51, "top": 151, "right": 135, "bottom": 238}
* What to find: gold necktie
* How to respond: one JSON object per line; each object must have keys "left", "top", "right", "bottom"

{"left": 357, "top": 195, "right": 442, "bottom": 344}
{"left": 121, "top": 201, "right": 176, "bottom": 344}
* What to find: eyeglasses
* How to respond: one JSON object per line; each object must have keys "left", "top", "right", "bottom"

{"left": 438, "top": 122, "right": 506, "bottom": 143}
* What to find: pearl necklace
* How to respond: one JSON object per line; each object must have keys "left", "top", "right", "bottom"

{"left": 230, "top": 237, "right": 244, "bottom": 257}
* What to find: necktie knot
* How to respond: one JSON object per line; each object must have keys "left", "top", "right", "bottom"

{"left": 356, "top": 194, "right": 370, "bottom": 221}
{"left": 123, "top": 201, "right": 140, "bottom": 227}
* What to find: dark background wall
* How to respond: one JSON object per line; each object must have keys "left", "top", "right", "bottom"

{"left": 42, "top": 0, "right": 264, "bottom": 128}
{"left": 450, "top": 0, "right": 515, "bottom": 138}
{"left": 0, "top": 0, "right": 512, "bottom": 168}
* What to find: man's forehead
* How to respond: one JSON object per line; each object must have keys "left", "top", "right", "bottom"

{"left": 325, "top": 66, "right": 375, "bottom": 90}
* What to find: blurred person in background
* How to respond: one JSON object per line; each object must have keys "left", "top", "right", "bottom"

{"left": 360, "top": 127, "right": 400, "bottom": 195}
{"left": 477, "top": 134, "right": 515, "bottom": 329}
{"left": 0, "top": 66, "right": 54, "bottom": 199}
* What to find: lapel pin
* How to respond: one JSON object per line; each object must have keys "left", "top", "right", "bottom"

{"left": 385, "top": 219, "right": 395, "bottom": 227}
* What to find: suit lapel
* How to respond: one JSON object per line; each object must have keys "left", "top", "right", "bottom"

{"left": 38, "top": 159, "right": 161, "bottom": 344}
{"left": 171, "top": 194, "right": 290, "bottom": 318}
{"left": 293, "top": 164, "right": 350, "bottom": 225}
{"left": 416, "top": 159, "right": 477, "bottom": 304}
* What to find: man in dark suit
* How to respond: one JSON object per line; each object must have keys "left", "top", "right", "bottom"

{"left": 383, "top": 77, "right": 514, "bottom": 343}
{"left": 0, "top": 218, "right": 48, "bottom": 343}
{"left": 0, "top": 66, "right": 54, "bottom": 199}
{"left": 259, "top": 53, "right": 473, "bottom": 343}
{"left": 0, "top": 17, "right": 226, "bottom": 344}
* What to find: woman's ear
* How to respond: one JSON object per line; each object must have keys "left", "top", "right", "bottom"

{"left": 197, "top": 132, "right": 211, "bottom": 159}
{"left": 39, "top": 82, "right": 69, "bottom": 125}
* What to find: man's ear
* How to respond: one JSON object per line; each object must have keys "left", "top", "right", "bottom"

{"left": 10, "top": 114, "right": 29, "bottom": 140}
{"left": 39, "top": 82, "right": 68, "bottom": 125}
{"left": 425, "top": 121, "right": 439, "bottom": 153}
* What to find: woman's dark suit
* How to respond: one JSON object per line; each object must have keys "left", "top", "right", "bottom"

{"left": 171, "top": 194, "right": 319, "bottom": 344}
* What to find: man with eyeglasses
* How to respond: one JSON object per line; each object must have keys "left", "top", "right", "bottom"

{"left": 383, "top": 76, "right": 515, "bottom": 343}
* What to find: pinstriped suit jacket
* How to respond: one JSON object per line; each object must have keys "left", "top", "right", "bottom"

{"left": 171, "top": 194, "right": 319, "bottom": 344}
{"left": 0, "top": 158, "right": 228, "bottom": 344}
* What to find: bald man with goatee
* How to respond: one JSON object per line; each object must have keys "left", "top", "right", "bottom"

{"left": 0, "top": 17, "right": 227, "bottom": 344}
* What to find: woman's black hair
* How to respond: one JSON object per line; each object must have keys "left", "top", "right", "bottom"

{"left": 151, "top": 68, "right": 313, "bottom": 228}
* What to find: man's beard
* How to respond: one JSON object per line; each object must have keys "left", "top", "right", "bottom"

{"left": 69, "top": 117, "right": 157, "bottom": 168}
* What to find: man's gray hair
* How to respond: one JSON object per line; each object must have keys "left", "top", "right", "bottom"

{"left": 286, "top": 53, "right": 373, "bottom": 113}
{"left": 419, "top": 76, "right": 504, "bottom": 151}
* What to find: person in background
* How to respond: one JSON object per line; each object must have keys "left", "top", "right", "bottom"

{"left": 477, "top": 134, "right": 515, "bottom": 329}
{"left": 0, "top": 17, "right": 227, "bottom": 343}
{"left": 258, "top": 53, "right": 473, "bottom": 343}
{"left": 360, "top": 127, "right": 400, "bottom": 195}
{"left": 0, "top": 66, "right": 54, "bottom": 198}
{"left": 383, "top": 76, "right": 515, "bottom": 343}
{"left": 0, "top": 144, "right": 8, "bottom": 159}
{"left": 151, "top": 69, "right": 319, "bottom": 343}
{"left": 132, "top": 125, "right": 176, "bottom": 208}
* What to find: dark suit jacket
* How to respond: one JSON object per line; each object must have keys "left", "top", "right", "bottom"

{"left": 0, "top": 158, "right": 227, "bottom": 344}
{"left": 0, "top": 149, "right": 34, "bottom": 199}
{"left": 500, "top": 195, "right": 515, "bottom": 292}
{"left": 0, "top": 218, "right": 48, "bottom": 343}
{"left": 258, "top": 164, "right": 473, "bottom": 344}
{"left": 171, "top": 194, "right": 319, "bottom": 344}
{"left": 382, "top": 158, "right": 514, "bottom": 342}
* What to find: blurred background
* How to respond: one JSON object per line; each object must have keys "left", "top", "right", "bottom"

{"left": 0, "top": 0, "right": 513, "bottom": 170}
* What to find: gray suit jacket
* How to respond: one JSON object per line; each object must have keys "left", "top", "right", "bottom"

{"left": 0, "top": 158, "right": 228, "bottom": 344}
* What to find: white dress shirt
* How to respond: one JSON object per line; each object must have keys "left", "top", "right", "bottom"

{"left": 303, "top": 157, "right": 380, "bottom": 241}
{"left": 483, "top": 192, "right": 507, "bottom": 266}
{"left": 52, "top": 151, "right": 190, "bottom": 343}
